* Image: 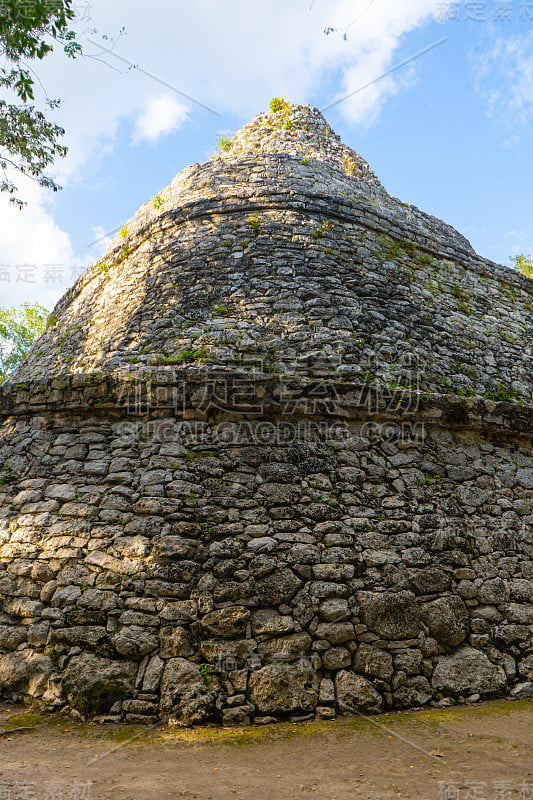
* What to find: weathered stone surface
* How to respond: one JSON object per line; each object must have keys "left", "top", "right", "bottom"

{"left": 160, "top": 626, "right": 195, "bottom": 658}
{"left": 160, "top": 601, "right": 198, "bottom": 624}
{"left": 432, "top": 648, "right": 507, "bottom": 696}
{"left": 410, "top": 568, "right": 451, "bottom": 595}
{"left": 257, "top": 633, "right": 312, "bottom": 662}
{"left": 317, "top": 598, "right": 350, "bottom": 622}
{"left": 478, "top": 578, "right": 509, "bottom": 605}
{"left": 153, "top": 537, "right": 200, "bottom": 561}
{"left": 160, "top": 658, "right": 218, "bottom": 725}
{"left": 62, "top": 653, "right": 137, "bottom": 713}
{"left": 315, "top": 622, "right": 355, "bottom": 645}
{"left": 358, "top": 591, "right": 420, "bottom": 640}
{"left": 255, "top": 569, "right": 301, "bottom": 606}
{"left": 510, "top": 682, "right": 533, "bottom": 698}
{"left": 142, "top": 655, "right": 164, "bottom": 692}
{"left": 0, "top": 625, "right": 27, "bottom": 650}
{"left": 222, "top": 706, "right": 251, "bottom": 726}
{"left": 0, "top": 651, "right": 52, "bottom": 697}
{"left": 199, "top": 639, "right": 257, "bottom": 669}
{"left": 251, "top": 609, "right": 295, "bottom": 637}
{"left": 335, "top": 671, "right": 384, "bottom": 714}
{"left": 420, "top": 597, "right": 469, "bottom": 648}
{"left": 518, "top": 654, "right": 533, "bottom": 679}
{"left": 393, "top": 677, "right": 432, "bottom": 709}
{"left": 322, "top": 647, "right": 352, "bottom": 670}
{"left": 506, "top": 604, "right": 533, "bottom": 625}
{"left": 249, "top": 663, "right": 318, "bottom": 714}
{"left": 200, "top": 607, "right": 250, "bottom": 639}
{"left": 111, "top": 627, "right": 159, "bottom": 658}
{"left": 354, "top": 644, "right": 394, "bottom": 681}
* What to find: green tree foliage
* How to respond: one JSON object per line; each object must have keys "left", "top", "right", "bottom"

{"left": 511, "top": 254, "right": 533, "bottom": 279}
{"left": 0, "top": 0, "right": 81, "bottom": 207}
{"left": 0, "top": 302, "right": 48, "bottom": 382}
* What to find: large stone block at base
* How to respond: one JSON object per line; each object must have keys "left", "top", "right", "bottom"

{"left": 160, "top": 658, "right": 220, "bottom": 725}
{"left": 62, "top": 653, "right": 137, "bottom": 714}
{"left": 335, "top": 671, "right": 384, "bottom": 714}
{"left": 248, "top": 663, "right": 318, "bottom": 715}
{"left": 432, "top": 648, "right": 507, "bottom": 697}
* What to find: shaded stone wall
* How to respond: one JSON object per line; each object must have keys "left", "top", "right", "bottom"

{"left": 1, "top": 378, "right": 532, "bottom": 724}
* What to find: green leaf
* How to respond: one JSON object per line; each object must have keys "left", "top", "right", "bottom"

{"left": 0, "top": 1, "right": 81, "bottom": 205}
{"left": 0, "top": 302, "right": 49, "bottom": 383}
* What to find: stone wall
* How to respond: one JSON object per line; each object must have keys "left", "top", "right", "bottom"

{"left": 1, "top": 377, "right": 533, "bottom": 724}
{"left": 2, "top": 104, "right": 533, "bottom": 725}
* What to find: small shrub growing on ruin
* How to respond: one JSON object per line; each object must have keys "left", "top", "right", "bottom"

{"left": 269, "top": 97, "right": 291, "bottom": 114}
{"left": 248, "top": 214, "right": 261, "bottom": 234}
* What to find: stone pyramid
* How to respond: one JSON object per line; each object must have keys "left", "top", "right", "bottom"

{"left": 1, "top": 103, "right": 533, "bottom": 724}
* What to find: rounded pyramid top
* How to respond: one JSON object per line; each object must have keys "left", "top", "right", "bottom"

{"left": 211, "top": 102, "right": 384, "bottom": 191}
{"left": 10, "top": 102, "right": 533, "bottom": 406}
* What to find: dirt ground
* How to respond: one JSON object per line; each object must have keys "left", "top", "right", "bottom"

{"left": 1, "top": 699, "right": 532, "bottom": 800}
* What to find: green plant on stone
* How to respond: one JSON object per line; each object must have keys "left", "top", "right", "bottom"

{"left": 300, "top": 156, "right": 309, "bottom": 166}
{"left": 499, "top": 331, "right": 517, "bottom": 344}
{"left": 381, "top": 239, "right": 403, "bottom": 260}
{"left": 312, "top": 220, "right": 337, "bottom": 240}
{"left": 399, "top": 240, "right": 417, "bottom": 259}
{"left": 153, "top": 195, "right": 163, "bottom": 210}
{"left": 158, "top": 346, "right": 208, "bottom": 366}
{"left": 452, "top": 283, "right": 475, "bottom": 316}
{"left": 213, "top": 304, "right": 230, "bottom": 316}
{"left": 483, "top": 383, "right": 522, "bottom": 403}
{"left": 248, "top": 214, "right": 261, "bottom": 235}
{"left": 269, "top": 97, "right": 291, "bottom": 114}
{"left": 198, "top": 664, "right": 211, "bottom": 687}
{"left": 218, "top": 138, "right": 233, "bottom": 152}
{"left": 0, "top": 462, "right": 17, "bottom": 485}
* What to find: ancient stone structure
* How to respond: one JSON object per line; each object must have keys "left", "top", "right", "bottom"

{"left": 1, "top": 104, "right": 533, "bottom": 726}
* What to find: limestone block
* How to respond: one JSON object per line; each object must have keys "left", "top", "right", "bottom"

{"left": 432, "top": 647, "right": 507, "bottom": 696}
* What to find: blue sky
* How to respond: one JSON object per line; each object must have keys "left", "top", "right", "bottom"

{"left": 1, "top": 0, "right": 532, "bottom": 310}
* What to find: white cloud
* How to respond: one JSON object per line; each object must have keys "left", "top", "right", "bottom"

{"left": 0, "top": 179, "right": 90, "bottom": 310}
{"left": 133, "top": 95, "right": 190, "bottom": 143}
{"left": 474, "top": 32, "right": 533, "bottom": 126}
{"left": 37, "top": 0, "right": 443, "bottom": 168}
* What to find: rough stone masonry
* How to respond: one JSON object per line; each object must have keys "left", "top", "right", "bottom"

{"left": 1, "top": 104, "right": 533, "bottom": 726}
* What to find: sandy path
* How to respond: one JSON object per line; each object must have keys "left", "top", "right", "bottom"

{"left": 1, "top": 699, "right": 532, "bottom": 800}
